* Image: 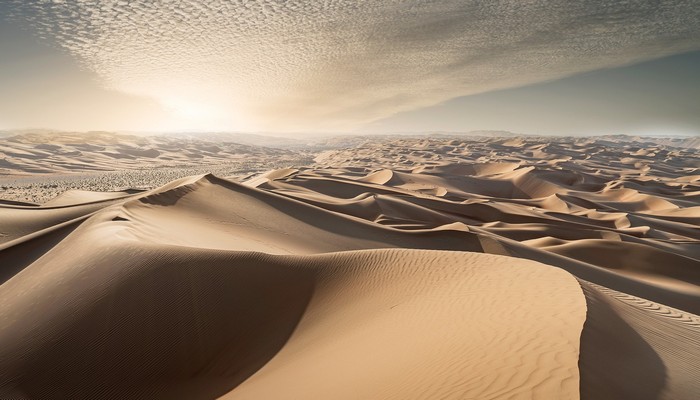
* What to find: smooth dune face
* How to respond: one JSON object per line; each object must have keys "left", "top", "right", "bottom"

{"left": 225, "top": 251, "right": 584, "bottom": 400}
{"left": 0, "top": 134, "right": 699, "bottom": 398}
{"left": 0, "top": 177, "right": 585, "bottom": 399}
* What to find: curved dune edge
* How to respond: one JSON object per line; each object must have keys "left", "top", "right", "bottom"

{"left": 222, "top": 250, "right": 584, "bottom": 400}
{"left": 578, "top": 280, "right": 700, "bottom": 399}
{"left": 1, "top": 163, "right": 699, "bottom": 398}
{"left": 0, "top": 225, "right": 586, "bottom": 398}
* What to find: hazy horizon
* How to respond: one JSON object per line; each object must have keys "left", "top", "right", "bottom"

{"left": 1, "top": 127, "right": 697, "bottom": 139}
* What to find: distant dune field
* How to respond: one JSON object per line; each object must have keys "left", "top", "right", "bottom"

{"left": 0, "top": 133, "right": 699, "bottom": 399}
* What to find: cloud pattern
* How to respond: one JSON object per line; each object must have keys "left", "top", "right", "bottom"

{"left": 5, "top": 0, "right": 700, "bottom": 131}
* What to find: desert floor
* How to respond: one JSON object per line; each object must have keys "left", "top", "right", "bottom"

{"left": 1, "top": 132, "right": 698, "bottom": 399}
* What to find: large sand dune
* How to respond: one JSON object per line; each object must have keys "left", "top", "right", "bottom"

{"left": 0, "top": 134, "right": 698, "bottom": 398}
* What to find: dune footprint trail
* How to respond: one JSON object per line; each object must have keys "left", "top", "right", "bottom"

{"left": 1, "top": 136, "right": 699, "bottom": 398}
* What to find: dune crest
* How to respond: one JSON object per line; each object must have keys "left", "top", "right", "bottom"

{"left": 0, "top": 175, "right": 587, "bottom": 398}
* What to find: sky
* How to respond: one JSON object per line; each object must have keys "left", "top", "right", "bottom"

{"left": 1, "top": 0, "right": 699, "bottom": 136}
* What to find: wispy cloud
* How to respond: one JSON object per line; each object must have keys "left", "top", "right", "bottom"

{"left": 6, "top": 0, "right": 700, "bottom": 131}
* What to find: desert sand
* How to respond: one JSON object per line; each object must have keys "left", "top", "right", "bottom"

{"left": 0, "top": 132, "right": 699, "bottom": 399}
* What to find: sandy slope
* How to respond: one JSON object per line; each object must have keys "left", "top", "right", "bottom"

{"left": 579, "top": 281, "right": 700, "bottom": 399}
{"left": 0, "top": 135, "right": 699, "bottom": 398}
{"left": 0, "top": 176, "right": 585, "bottom": 399}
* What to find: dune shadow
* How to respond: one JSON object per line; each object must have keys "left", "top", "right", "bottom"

{"left": 0, "top": 250, "right": 315, "bottom": 399}
{"left": 0, "top": 218, "right": 85, "bottom": 284}
{"left": 578, "top": 282, "right": 667, "bottom": 400}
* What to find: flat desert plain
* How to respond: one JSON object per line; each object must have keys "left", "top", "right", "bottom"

{"left": 0, "top": 132, "right": 698, "bottom": 399}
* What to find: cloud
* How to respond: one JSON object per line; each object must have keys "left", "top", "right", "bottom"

{"left": 5, "top": 0, "right": 700, "bottom": 131}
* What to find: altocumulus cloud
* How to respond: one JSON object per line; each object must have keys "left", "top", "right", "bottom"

{"left": 5, "top": 0, "right": 700, "bottom": 131}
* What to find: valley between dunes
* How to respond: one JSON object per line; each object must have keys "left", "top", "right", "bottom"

{"left": 0, "top": 134, "right": 699, "bottom": 399}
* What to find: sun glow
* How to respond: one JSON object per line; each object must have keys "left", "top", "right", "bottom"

{"left": 162, "top": 97, "right": 216, "bottom": 121}
{"left": 154, "top": 95, "right": 251, "bottom": 132}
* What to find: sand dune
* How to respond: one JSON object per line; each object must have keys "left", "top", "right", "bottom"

{"left": 579, "top": 281, "right": 700, "bottom": 399}
{"left": 0, "top": 131, "right": 312, "bottom": 204}
{"left": 0, "top": 131, "right": 307, "bottom": 174}
{"left": 1, "top": 134, "right": 699, "bottom": 398}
